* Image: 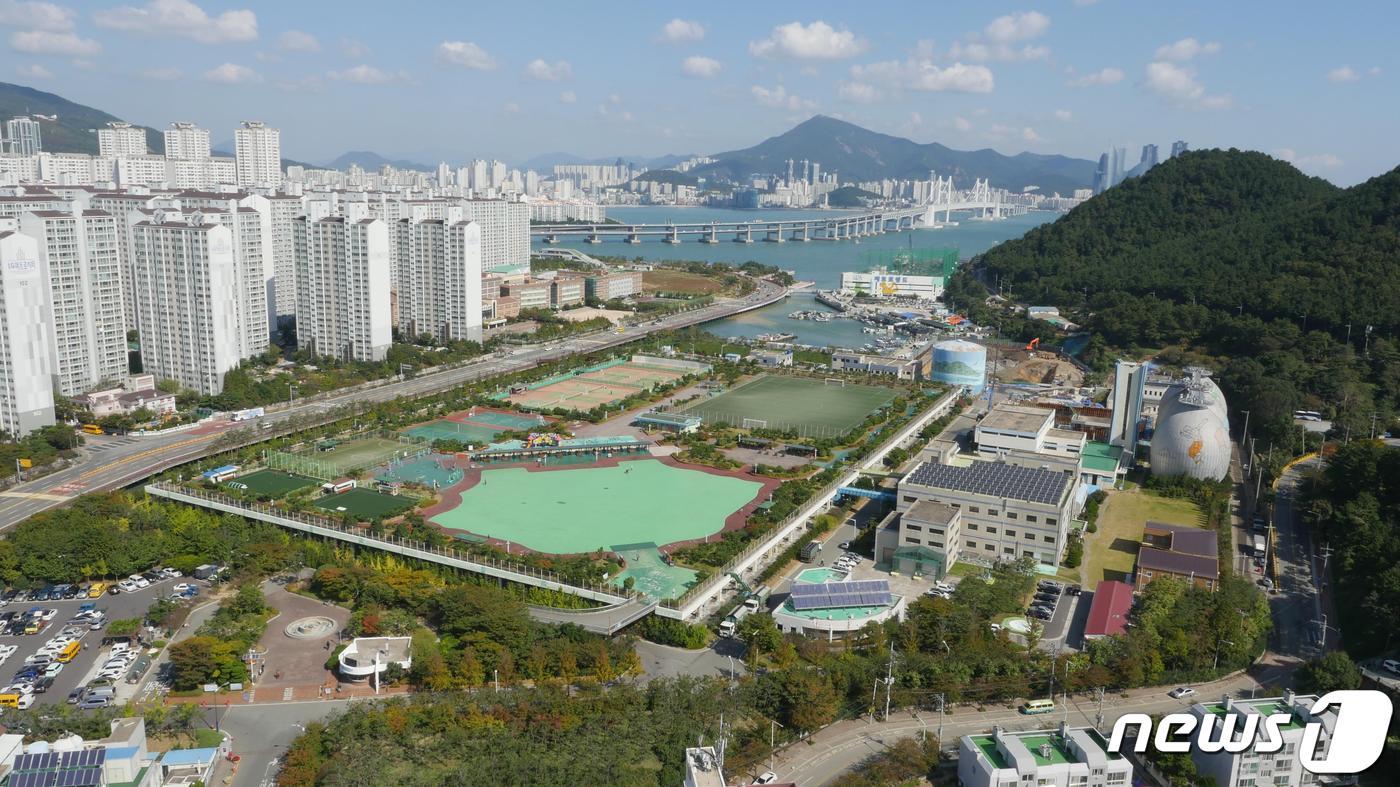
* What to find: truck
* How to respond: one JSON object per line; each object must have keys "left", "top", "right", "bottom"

{"left": 231, "top": 407, "right": 265, "bottom": 422}
{"left": 717, "top": 617, "right": 737, "bottom": 638}
{"left": 1252, "top": 534, "right": 1267, "bottom": 559}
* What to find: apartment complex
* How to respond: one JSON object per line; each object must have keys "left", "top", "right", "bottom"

{"left": 292, "top": 216, "right": 392, "bottom": 362}
{"left": 235, "top": 121, "right": 281, "bottom": 187}
{"left": 395, "top": 218, "right": 484, "bottom": 343}
{"left": 459, "top": 199, "right": 529, "bottom": 272}
{"left": 163, "top": 122, "right": 211, "bottom": 161}
{"left": 0, "top": 230, "right": 56, "bottom": 436}
{"left": 1188, "top": 692, "right": 1342, "bottom": 787}
{"left": 97, "top": 122, "right": 148, "bottom": 158}
{"left": 958, "top": 724, "right": 1133, "bottom": 787}
{"left": 18, "top": 208, "right": 127, "bottom": 396}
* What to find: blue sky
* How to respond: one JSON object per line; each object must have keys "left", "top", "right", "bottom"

{"left": 4, "top": 0, "right": 1395, "bottom": 185}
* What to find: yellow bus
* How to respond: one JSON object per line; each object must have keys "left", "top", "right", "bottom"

{"left": 0, "top": 692, "right": 33, "bottom": 709}
{"left": 81, "top": 424, "right": 103, "bottom": 435}
{"left": 56, "top": 641, "right": 81, "bottom": 663}
{"left": 1020, "top": 699, "right": 1056, "bottom": 715}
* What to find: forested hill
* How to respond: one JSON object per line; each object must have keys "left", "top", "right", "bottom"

{"left": 970, "top": 149, "right": 1400, "bottom": 344}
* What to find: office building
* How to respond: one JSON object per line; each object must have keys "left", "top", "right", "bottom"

{"left": 395, "top": 218, "right": 483, "bottom": 343}
{"left": 584, "top": 270, "right": 641, "bottom": 301}
{"left": 549, "top": 274, "right": 585, "bottom": 308}
{"left": 97, "top": 122, "right": 147, "bottom": 158}
{"left": 974, "top": 403, "right": 1086, "bottom": 459}
{"left": 164, "top": 122, "right": 212, "bottom": 160}
{"left": 3, "top": 116, "right": 42, "bottom": 155}
{"left": 293, "top": 216, "right": 392, "bottom": 362}
{"left": 0, "top": 230, "right": 56, "bottom": 436}
{"left": 128, "top": 212, "right": 244, "bottom": 394}
{"left": 1187, "top": 691, "right": 1340, "bottom": 787}
{"left": 19, "top": 208, "right": 128, "bottom": 396}
{"left": 958, "top": 724, "right": 1133, "bottom": 787}
{"left": 234, "top": 121, "right": 282, "bottom": 187}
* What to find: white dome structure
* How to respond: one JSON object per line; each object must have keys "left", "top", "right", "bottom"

{"left": 1150, "top": 368, "right": 1232, "bottom": 481}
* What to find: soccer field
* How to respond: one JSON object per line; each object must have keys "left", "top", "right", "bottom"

{"left": 679, "top": 375, "right": 897, "bottom": 437}
{"left": 224, "top": 469, "right": 316, "bottom": 498}
{"left": 314, "top": 488, "right": 415, "bottom": 519}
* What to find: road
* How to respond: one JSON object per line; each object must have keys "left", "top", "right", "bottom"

{"left": 0, "top": 279, "right": 786, "bottom": 533}
{"left": 1268, "top": 459, "right": 1330, "bottom": 659}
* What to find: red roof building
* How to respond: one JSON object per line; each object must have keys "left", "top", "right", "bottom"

{"left": 1083, "top": 580, "right": 1135, "bottom": 639}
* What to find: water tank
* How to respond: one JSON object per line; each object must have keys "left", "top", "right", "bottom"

{"left": 930, "top": 339, "right": 987, "bottom": 394}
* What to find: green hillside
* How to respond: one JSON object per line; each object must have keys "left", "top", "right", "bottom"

{"left": 0, "top": 81, "right": 163, "bottom": 155}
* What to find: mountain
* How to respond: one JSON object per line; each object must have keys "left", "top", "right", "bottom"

{"left": 693, "top": 115, "right": 1095, "bottom": 195}
{"left": 517, "top": 151, "right": 695, "bottom": 173}
{"left": 322, "top": 151, "right": 433, "bottom": 172}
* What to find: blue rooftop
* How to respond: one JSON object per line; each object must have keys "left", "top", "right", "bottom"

{"left": 159, "top": 747, "right": 218, "bottom": 766}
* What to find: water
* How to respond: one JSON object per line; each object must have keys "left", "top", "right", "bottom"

{"left": 532, "top": 207, "right": 1057, "bottom": 349}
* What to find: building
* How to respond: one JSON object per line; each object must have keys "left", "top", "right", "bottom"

{"left": 831, "top": 349, "right": 926, "bottom": 380}
{"left": 1150, "top": 368, "right": 1231, "bottom": 481}
{"left": 1170, "top": 140, "right": 1189, "bottom": 158}
{"left": 0, "top": 230, "right": 56, "bottom": 436}
{"left": 930, "top": 339, "right": 987, "bottom": 394}
{"left": 0, "top": 716, "right": 220, "bottom": 787}
{"left": 1135, "top": 521, "right": 1220, "bottom": 591}
{"left": 128, "top": 213, "right": 244, "bottom": 394}
{"left": 72, "top": 374, "right": 176, "bottom": 419}
{"left": 634, "top": 411, "right": 702, "bottom": 434}
{"left": 958, "top": 724, "right": 1133, "bottom": 787}
{"left": 839, "top": 267, "right": 943, "bottom": 299}
{"left": 3, "top": 116, "right": 42, "bottom": 155}
{"left": 337, "top": 636, "right": 412, "bottom": 680}
{"left": 164, "top": 122, "right": 212, "bottom": 160}
{"left": 265, "top": 193, "right": 303, "bottom": 324}
{"left": 501, "top": 278, "right": 551, "bottom": 311}
{"left": 894, "top": 458, "right": 1078, "bottom": 568}
{"left": 396, "top": 218, "right": 484, "bottom": 342}
{"left": 169, "top": 196, "right": 274, "bottom": 355}
{"left": 584, "top": 270, "right": 641, "bottom": 301}
{"left": 459, "top": 199, "right": 530, "bottom": 273}
{"left": 750, "top": 348, "right": 792, "bottom": 368}
{"left": 19, "top": 208, "right": 128, "bottom": 397}
{"left": 234, "top": 121, "right": 281, "bottom": 187}
{"left": 772, "top": 568, "right": 906, "bottom": 640}
{"left": 96, "top": 122, "right": 147, "bottom": 158}
{"left": 874, "top": 498, "right": 960, "bottom": 578}
{"left": 549, "top": 274, "right": 586, "bottom": 308}
{"left": 1108, "top": 360, "right": 1147, "bottom": 453}
{"left": 1187, "top": 691, "right": 1342, "bottom": 787}
{"left": 293, "top": 216, "right": 392, "bottom": 362}
{"left": 975, "top": 403, "right": 1086, "bottom": 460}
{"left": 1082, "top": 580, "right": 1135, "bottom": 639}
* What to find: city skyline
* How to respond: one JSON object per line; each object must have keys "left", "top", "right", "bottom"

{"left": 0, "top": 1, "right": 1392, "bottom": 185}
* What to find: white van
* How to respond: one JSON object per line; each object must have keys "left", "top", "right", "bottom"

{"left": 718, "top": 618, "right": 737, "bottom": 638}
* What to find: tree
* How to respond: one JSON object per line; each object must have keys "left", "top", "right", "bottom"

{"left": 1062, "top": 534, "right": 1084, "bottom": 568}
{"left": 780, "top": 669, "right": 839, "bottom": 732}
{"left": 167, "top": 636, "right": 247, "bottom": 690}
{"left": 1296, "top": 651, "right": 1363, "bottom": 694}
{"left": 737, "top": 613, "right": 782, "bottom": 657}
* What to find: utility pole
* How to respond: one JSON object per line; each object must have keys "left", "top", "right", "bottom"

{"left": 883, "top": 641, "right": 896, "bottom": 721}
{"left": 769, "top": 718, "right": 784, "bottom": 774}
{"left": 1095, "top": 687, "right": 1106, "bottom": 732}
{"left": 935, "top": 693, "right": 946, "bottom": 744}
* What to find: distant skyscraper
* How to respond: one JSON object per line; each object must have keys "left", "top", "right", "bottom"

{"left": 0, "top": 229, "right": 56, "bottom": 436}
{"left": 1093, "top": 153, "right": 1111, "bottom": 194}
{"left": 97, "top": 122, "right": 148, "bottom": 158}
{"left": 1139, "top": 144, "right": 1159, "bottom": 171}
{"left": 292, "top": 216, "right": 392, "bottom": 362}
{"left": 164, "top": 122, "right": 212, "bottom": 160}
{"left": 4, "top": 116, "right": 42, "bottom": 155}
{"left": 1170, "top": 140, "right": 1189, "bottom": 158}
{"left": 234, "top": 121, "right": 282, "bottom": 187}
{"left": 1109, "top": 147, "right": 1127, "bottom": 188}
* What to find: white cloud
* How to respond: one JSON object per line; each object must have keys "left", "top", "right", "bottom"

{"left": 985, "top": 11, "right": 1050, "bottom": 43}
{"left": 436, "top": 40, "right": 497, "bottom": 70}
{"left": 1275, "top": 148, "right": 1342, "bottom": 170}
{"left": 751, "top": 84, "right": 817, "bottom": 111}
{"left": 9, "top": 30, "right": 100, "bottom": 56}
{"left": 749, "top": 21, "right": 865, "bottom": 60}
{"left": 16, "top": 63, "right": 52, "bottom": 79}
{"left": 837, "top": 80, "right": 882, "bottom": 103}
{"left": 503, "top": 102, "right": 520, "bottom": 114}
{"left": 94, "top": 0, "right": 257, "bottom": 44}
{"left": 277, "top": 29, "right": 318, "bottom": 53}
{"left": 657, "top": 18, "right": 704, "bottom": 43}
{"left": 140, "top": 65, "right": 180, "bottom": 80}
{"left": 949, "top": 11, "right": 1051, "bottom": 63}
{"left": 328, "top": 65, "right": 402, "bottom": 85}
{"left": 523, "top": 58, "right": 571, "bottom": 81}
{"left": 1154, "top": 37, "right": 1221, "bottom": 62}
{"left": 681, "top": 55, "right": 722, "bottom": 78}
{"left": 201, "top": 62, "right": 259, "bottom": 84}
{"left": 1066, "top": 67, "right": 1123, "bottom": 87}
{"left": 1144, "top": 61, "right": 1231, "bottom": 109}
{"left": 1022, "top": 127, "right": 1042, "bottom": 143}
{"left": 851, "top": 58, "right": 995, "bottom": 93}
{"left": 1054, "top": 109, "right": 1073, "bottom": 121}
{"left": 1368, "top": 66, "right": 1382, "bottom": 77}
{"left": 953, "top": 116, "right": 972, "bottom": 132}
{"left": 1327, "top": 66, "right": 1359, "bottom": 83}
{"left": 340, "top": 37, "right": 368, "bottom": 58}
{"left": 559, "top": 90, "right": 576, "bottom": 104}
{"left": 0, "top": 1, "right": 74, "bottom": 32}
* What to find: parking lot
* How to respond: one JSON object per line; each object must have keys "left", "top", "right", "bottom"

{"left": 0, "top": 574, "right": 206, "bottom": 709}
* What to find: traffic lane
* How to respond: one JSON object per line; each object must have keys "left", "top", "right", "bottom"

{"left": 0, "top": 577, "right": 196, "bottom": 706}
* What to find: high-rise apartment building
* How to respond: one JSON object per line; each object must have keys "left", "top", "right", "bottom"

{"left": 3, "top": 116, "right": 42, "bottom": 156}
{"left": 1170, "top": 140, "right": 1189, "bottom": 158}
{"left": 19, "top": 208, "right": 128, "bottom": 396}
{"left": 0, "top": 230, "right": 56, "bottom": 436}
{"left": 459, "top": 199, "right": 529, "bottom": 273}
{"left": 396, "top": 218, "right": 483, "bottom": 343}
{"left": 128, "top": 212, "right": 243, "bottom": 395}
{"left": 164, "top": 122, "right": 212, "bottom": 160}
{"left": 265, "top": 194, "right": 304, "bottom": 325}
{"left": 173, "top": 193, "right": 274, "bottom": 354}
{"left": 97, "top": 122, "right": 148, "bottom": 158}
{"left": 292, "top": 216, "right": 392, "bottom": 362}
{"left": 234, "top": 121, "right": 282, "bottom": 187}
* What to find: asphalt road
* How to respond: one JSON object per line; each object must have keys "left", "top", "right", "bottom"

{"left": 0, "top": 280, "right": 787, "bottom": 533}
{"left": 1268, "top": 460, "right": 1329, "bottom": 659}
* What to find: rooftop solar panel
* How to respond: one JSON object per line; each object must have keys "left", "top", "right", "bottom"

{"left": 790, "top": 579, "right": 893, "bottom": 610}
{"left": 904, "top": 460, "right": 1071, "bottom": 505}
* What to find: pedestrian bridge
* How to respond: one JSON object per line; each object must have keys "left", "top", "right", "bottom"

{"left": 835, "top": 486, "right": 897, "bottom": 502}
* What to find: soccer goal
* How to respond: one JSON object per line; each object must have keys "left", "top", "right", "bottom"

{"left": 742, "top": 418, "right": 769, "bottom": 430}
{"left": 823, "top": 377, "right": 846, "bottom": 387}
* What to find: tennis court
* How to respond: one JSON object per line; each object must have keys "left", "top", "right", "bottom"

{"left": 223, "top": 469, "right": 317, "bottom": 498}
{"left": 375, "top": 453, "right": 464, "bottom": 489}
{"left": 429, "top": 458, "right": 763, "bottom": 554}
{"left": 679, "top": 375, "right": 898, "bottom": 437}
{"left": 402, "top": 420, "right": 504, "bottom": 445}
{"left": 314, "top": 488, "right": 415, "bottom": 519}
{"left": 458, "top": 408, "right": 547, "bottom": 430}
{"left": 610, "top": 542, "right": 699, "bottom": 600}
{"left": 504, "top": 360, "right": 690, "bottom": 411}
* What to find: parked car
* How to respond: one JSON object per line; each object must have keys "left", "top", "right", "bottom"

{"left": 1168, "top": 686, "right": 1196, "bottom": 699}
{"left": 1382, "top": 659, "right": 1400, "bottom": 675}
{"left": 31, "top": 676, "right": 54, "bottom": 693}
{"left": 77, "top": 696, "right": 111, "bottom": 710}
{"left": 117, "top": 580, "right": 138, "bottom": 593}
{"left": 66, "top": 686, "right": 86, "bottom": 704}
{"left": 128, "top": 575, "right": 150, "bottom": 589}
{"left": 171, "top": 584, "right": 193, "bottom": 595}
{"left": 107, "top": 584, "right": 122, "bottom": 596}
{"left": 753, "top": 772, "right": 779, "bottom": 786}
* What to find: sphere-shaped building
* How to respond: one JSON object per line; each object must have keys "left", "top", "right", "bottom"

{"left": 1150, "top": 368, "right": 1231, "bottom": 481}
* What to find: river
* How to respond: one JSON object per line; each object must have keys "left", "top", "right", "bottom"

{"left": 531, "top": 206, "right": 1057, "bottom": 348}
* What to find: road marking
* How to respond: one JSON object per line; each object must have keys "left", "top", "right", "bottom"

{"left": 0, "top": 491, "right": 71, "bottom": 502}
{"left": 282, "top": 687, "right": 293, "bottom": 701}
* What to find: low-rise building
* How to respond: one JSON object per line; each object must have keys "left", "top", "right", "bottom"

{"left": 750, "top": 348, "right": 793, "bottom": 368}
{"left": 1187, "top": 691, "right": 1342, "bottom": 787}
{"left": 73, "top": 375, "right": 177, "bottom": 419}
{"left": 975, "top": 403, "right": 1086, "bottom": 460}
{"left": 831, "top": 350, "right": 926, "bottom": 380}
{"left": 1134, "top": 521, "right": 1219, "bottom": 591}
{"left": 1082, "top": 579, "right": 1134, "bottom": 640}
{"left": 772, "top": 568, "right": 906, "bottom": 640}
{"left": 501, "top": 279, "right": 551, "bottom": 311}
{"left": 338, "top": 636, "right": 412, "bottom": 681}
{"left": 585, "top": 270, "right": 642, "bottom": 301}
{"left": 549, "top": 274, "right": 586, "bottom": 308}
{"left": 959, "top": 723, "right": 1133, "bottom": 787}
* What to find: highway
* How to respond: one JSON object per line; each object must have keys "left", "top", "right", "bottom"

{"left": 0, "top": 278, "right": 788, "bottom": 532}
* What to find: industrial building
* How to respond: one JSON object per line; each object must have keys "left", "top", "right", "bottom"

{"left": 930, "top": 339, "right": 987, "bottom": 393}
{"left": 771, "top": 568, "right": 906, "bottom": 640}
{"left": 1149, "top": 367, "right": 1231, "bottom": 481}
{"left": 958, "top": 723, "right": 1133, "bottom": 787}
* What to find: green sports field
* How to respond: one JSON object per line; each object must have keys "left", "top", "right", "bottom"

{"left": 314, "top": 488, "right": 415, "bottom": 519}
{"left": 679, "top": 375, "right": 897, "bottom": 437}
{"left": 224, "top": 469, "right": 316, "bottom": 498}
{"left": 429, "top": 459, "right": 763, "bottom": 554}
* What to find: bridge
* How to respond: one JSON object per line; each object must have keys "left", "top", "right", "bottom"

{"left": 532, "top": 177, "right": 1005, "bottom": 245}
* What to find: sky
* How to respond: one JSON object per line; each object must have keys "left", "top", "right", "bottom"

{"left": 2, "top": 0, "right": 1396, "bottom": 185}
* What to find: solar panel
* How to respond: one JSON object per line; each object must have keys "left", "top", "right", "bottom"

{"left": 905, "top": 461, "right": 1070, "bottom": 505}
{"left": 790, "top": 583, "right": 824, "bottom": 597}
{"left": 56, "top": 766, "right": 101, "bottom": 787}
{"left": 14, "top": 752, "right": 59, "bottom": 772}
{"left": 791, "top": 579, "right": 892, "bottom": 610}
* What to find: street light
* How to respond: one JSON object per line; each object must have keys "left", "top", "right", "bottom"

{"left": 769, "top": 718, "right": 784, "bottom": 775}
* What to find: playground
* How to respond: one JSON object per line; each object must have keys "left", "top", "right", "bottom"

{"left": 401, "top": 407, "right": 548, "bottom": 445}
{"left": 313, "top": 487, "right": 416, "bottom": 519}
{"left": 426, "top": 457, "right": 769, "bottom": 555}
{"left": 679, "top": 375, "right": 898, "bottom": 438}
{"left": 610, "top": 542, "right": 701, "bottom": 600}
{"left": 222, "top": 469, "right": 317, "bottom": 497}
{"left": 503, "top": 359, "right": 690, "bottom": 411}
{"left": 373, "top": 453, "right": 463, "bottom": 489}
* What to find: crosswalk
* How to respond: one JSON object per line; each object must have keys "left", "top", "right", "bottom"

{"left": 282, "top": 687, "right": 294, "bottom": 701}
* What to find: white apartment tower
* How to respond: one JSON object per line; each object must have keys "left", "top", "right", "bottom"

{"left": 3, "top": 116, "right": 42, "bottom": 156}
{"left": 234, "top": 121, "right": 282, "bottom": 187}
{"left": 460, "top": 199, "right": 530, "bottom": 273}
{"left": 292, "top": 216, "right": 391, "bottom": 362}
{"left": 173, "top": 193, "right": 275, "bottom": 353}
{"left": 19, "top": 208, "right": 128, "bottom": 396}
{"left": 97, "top": 122, "right": 148, "bottom": 158}
{"left": 396, "top": 218, "right": 483, "bottom": 343}
{"left": 265, "top": 194, "right": 303, "bottom": 325}
{"left": 0, "top": 231, "right": 57, "bottom": 435}
{"left": 128, "top": 213, "right": 243, "bottom": 395}
{"left": 164, "top": 122, "right": 211, "bottom": 160}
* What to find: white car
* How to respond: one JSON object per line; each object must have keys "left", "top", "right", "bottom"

{"left": 36, "top": 609, "right": 57, "bottom": 621}
{"left": 42, "top": 662, "right": 63, "bottom": 678}
{"left": 171, "top": 583, "right": 192, "bottom": 595}
{"left": 161, "top": 568, "right": 183, "bottom": 578}
{"left": 753, "top": 773, "right": 779, "bottom": 785}
{"left": 1168, "top": 686, "right": 1196, "bottom": 699}
{"left": 117, "top": 579, "right": 138, "bottom": 593}
{"left": 1382, "top": 659, "right": 1400, "bottom": 675}
{"left": 128, "top": 575, "right": 150, "bottom": 589}
{"left": 0, "top": 645, "right": 16, "bottom": 660}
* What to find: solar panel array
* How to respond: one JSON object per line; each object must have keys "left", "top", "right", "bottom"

{"left": 791, "top": 579, "right": 892, "bottom": 610}
{"left": 905, "top": 461, "right": 1069, "bottom": 505}
{"left": 9, "top": 749, "right": 105, "bottom": 787}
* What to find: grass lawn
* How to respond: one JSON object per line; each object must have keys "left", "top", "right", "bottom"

{"left": 1083, "top": 490, "right": 1203, "bottom": 585}
{"left": 680, "top": 375, "right": 896, "bottom": 438}
{"left": 642, "top": 270, "right": 724, "bottom": 294}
